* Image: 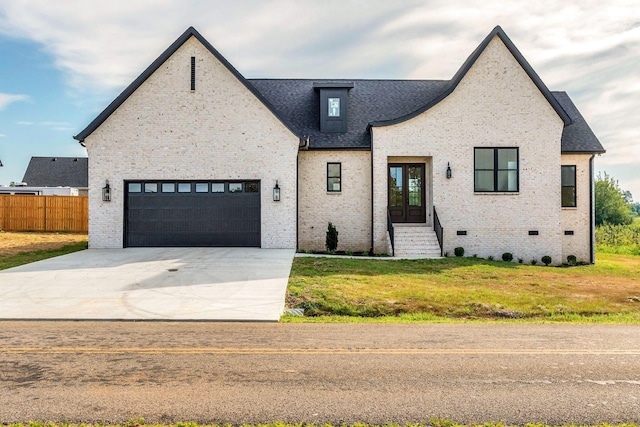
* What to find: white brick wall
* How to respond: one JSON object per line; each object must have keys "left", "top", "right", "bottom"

{"left": 372, "top": 36, "right": 566, "bottom": 263}
{"left": 84, "top": 36, "right": 299, "bottom": 248}
{"left": 561, "top": 154, "right": 593, "bottom": 263}
{"left": 298, "top": 150, "right": 372, "bottom": 252}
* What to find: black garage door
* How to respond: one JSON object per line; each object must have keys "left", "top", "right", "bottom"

{"left": 125, "top": 180, "right": 260, "bottom": 247}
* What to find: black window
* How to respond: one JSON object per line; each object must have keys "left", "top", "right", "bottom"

{"left": 562, "top": 165, "right": 576, "bottom": 207}
{"left": 327, "top": 163, "right": 341, "bottom": 192}
{"left": 474, "top": 148, "right": 519, "bottom": 192}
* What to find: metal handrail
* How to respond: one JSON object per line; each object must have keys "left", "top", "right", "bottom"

{"left": 387, "top": 208, "right": 395, "bottom": 257}
{"left": 433, "top": 206, "right": 443, "bottom": 257}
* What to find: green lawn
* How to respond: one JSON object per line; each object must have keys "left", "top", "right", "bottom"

{"left": 0, "top": 241, "right": 87, "bottom": 271}
{"left": 285, "top": 252, "right": 640, "bottom": 323}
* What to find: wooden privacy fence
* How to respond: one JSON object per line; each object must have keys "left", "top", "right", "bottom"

{"left": 0, "top": 195, "right": 88, "bottom": 232}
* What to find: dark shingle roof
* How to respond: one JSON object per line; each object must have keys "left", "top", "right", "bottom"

{"left": 249, "top": 80, "right": 604, "bottom": 153}
{"left": 249, "top": 79, "right": 448, "bottom": 149}
{"left": 22, "top": 157, "right": 88, "bottom": 188}
{"left": 552, "top": 91, "right": 605, "bottom": 153}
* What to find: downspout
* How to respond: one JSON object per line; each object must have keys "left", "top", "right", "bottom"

{"left": 370, "top": 130, "right": 375, "bottom": 255}
{"left": 589, "top": 154, "right": 595, "bottom": 264}
{"left": 297, "top": 137, "right": 309, "bottom": 251}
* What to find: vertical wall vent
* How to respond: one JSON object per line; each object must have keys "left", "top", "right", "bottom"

{"left": 191, "top": 56, "right": 196, "bottom": 91}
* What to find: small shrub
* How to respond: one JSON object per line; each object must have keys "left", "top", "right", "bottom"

{"left": 487, "top": 255, "right": 494, "bottom": 261}
{"left": 518, "top": 258, "right": 523, "bottom": 264}
{"left": 567, "top": 255, "right": 577, "bottom": 266}
{"left": 531, "top": 259, "right": 537, "bottom": 265}
{"left": 326, "top": 222, "right": 339, "bottom": 252}
{"left": 444, "top": 251, "right": 449, "bottom": 257}
{"left": 454, "top": 247, "right": 465, "bottom": 257}
{"left": 345, "top": 250, "right": 353, "bottom": 256}
{"left": 502, "top": 252, "right": 513, "bottom": 262}
{"left": 541, "top": 255, "right": 552, "bottom": 266}
{"left": 472, "top": 254, "right": 478, "bottom": 258}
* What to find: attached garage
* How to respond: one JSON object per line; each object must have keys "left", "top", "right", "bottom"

{"left": 125, "top": 180, "right": 260, "bottom": 247}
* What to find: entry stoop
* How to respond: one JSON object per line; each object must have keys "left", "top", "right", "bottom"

{"left": 393, "top": 224, "right": 442, "bottom": 258}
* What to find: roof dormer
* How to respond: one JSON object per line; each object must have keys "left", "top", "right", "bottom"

{"left": 313, "top": 82, "right": 354, "bottom": 133}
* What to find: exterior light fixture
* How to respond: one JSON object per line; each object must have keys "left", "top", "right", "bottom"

{"left": 273, "top": 180, "right": 280, "bottom": 202}
{"left": 446, "top": 162, "right": 452, "bottom": 179}
{"left": 102, "top": 180, "right": 111, "bottom": 202}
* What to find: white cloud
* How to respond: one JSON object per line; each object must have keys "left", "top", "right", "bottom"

{"left": 0, "top": 133, "right": 5, "bottom": 137}
{"left": 0, "top": 93, "right": 28, "bottom": 110}
{"left": 0, "top": 0, "right": 637, "bottom": 193}
{"left": 16, "top": 121, "right": 34, "bottom": 125}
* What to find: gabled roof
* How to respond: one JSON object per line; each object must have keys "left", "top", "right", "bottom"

{"left": 22, "top": 157, "right": 88, "bottom": 188}
{"left": 370, "top": 26, "right": 572, "bottom": 128}
{"left": 74, "top": 27, "right": 300, "bottom": 143}
{"left": 552, "top": 92, "right": 605, "bottom": 153}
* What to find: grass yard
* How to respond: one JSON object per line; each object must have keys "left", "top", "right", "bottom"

{"left": 0, "top": 231, "right": 87, "bottom": 270}
{"left": 285, "top": 253, "right": 640, "bottom": 323}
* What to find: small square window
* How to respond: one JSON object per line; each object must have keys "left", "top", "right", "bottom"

{"left": 229, "top": 183, "right": 243, "bottom": 193}
{"left": 195, "top": 183, "right": 208, "bottom": 193}
{"left": 245, "top": 182, "right": 259, "bottom": 193}
{"left": 162, "top": 183, "right": 175, "bottom": 193}
{"left": 128, "top": 183, "right": 142, "bottom": 193}
{"left": 144, "top": 183, "right": 158, "bottom": 193}
{"left": 177, "top": 183, "right": 191, "bottom": 193}
{"left": 211, "top": 183, "right": 225, "bottom": 193}
{"left": 327, "top": 163, "right": 341, "bottom": 192}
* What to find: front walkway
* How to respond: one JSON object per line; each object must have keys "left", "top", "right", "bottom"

{"left": 0, "top": 247, "right": 295, "bottom": 321}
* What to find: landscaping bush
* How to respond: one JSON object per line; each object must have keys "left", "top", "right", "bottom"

{"left": 502, "top": 252, "right": 513, "bottom": 262}
{"left": 454, "top": 247, "right": 464, "bottom": 257}
{"left": 326, "top": 222, "right": 339, "bottom": 252}
{"left": 541, "top": 255, "right": 552, "bottom": 266}
{"left": 531, "top": 259, "right": 537, "bottom": 265}
{"left": 567, "top": 255, "right": 577, "bottom": 266}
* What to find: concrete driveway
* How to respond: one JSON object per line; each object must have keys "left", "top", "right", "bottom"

{"left": 0, "top": 248, "right": 295, "bottom": 321}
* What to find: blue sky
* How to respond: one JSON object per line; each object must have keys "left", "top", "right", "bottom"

{"left": 0, "top": 1, "right": 638, "bottom": 198}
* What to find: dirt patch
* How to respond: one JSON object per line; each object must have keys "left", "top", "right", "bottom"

{"left": 0, "top": 231, "right": 88, "bottom": 256}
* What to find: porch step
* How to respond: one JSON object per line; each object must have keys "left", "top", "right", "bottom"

{"left": 392, "top": 225, "right": 442, "bottom": 258}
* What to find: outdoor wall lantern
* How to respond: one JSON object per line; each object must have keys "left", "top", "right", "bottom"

{"left": 446, "top": 162, "right": 452, "bottom": 179}
{"left": 102, "top": 180, "right": 111, "bottom": 202}
{"left": 273, "top": 180, "right": 280, "bottom": 202}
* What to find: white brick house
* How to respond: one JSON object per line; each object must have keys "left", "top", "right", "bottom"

{"left": 75, "top": 26, "right": 605, "bottom": 264}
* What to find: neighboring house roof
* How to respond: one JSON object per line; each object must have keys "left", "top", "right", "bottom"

{"left": 552, "top": 91, "right": 605, "bottom": 154}
{"left": 74, "top": 27, "right": 301, "bottom": 143}
{"left": 22, "top": 157, "right": 88, "bottom": 188}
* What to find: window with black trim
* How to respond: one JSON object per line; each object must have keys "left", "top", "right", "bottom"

{"left": 474, "top": 147, "right": 519, "bottom": 192}
{"left": 327, "top": 162, "right": 341, "bottom": 192}
{"left": 562, "top": 165, "right": 576, "bottom": 207}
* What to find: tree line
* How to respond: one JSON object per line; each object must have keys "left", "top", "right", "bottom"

{"left": 595, "top": 172, "right": 639, "bottom": 226}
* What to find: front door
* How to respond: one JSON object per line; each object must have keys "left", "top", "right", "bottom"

{"left": 388, "top": 164, "right": 426, "bottom": 223}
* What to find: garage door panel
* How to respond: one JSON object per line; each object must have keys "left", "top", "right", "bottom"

{"left": 125, "top": 180, "right": 260, "bottom": 247}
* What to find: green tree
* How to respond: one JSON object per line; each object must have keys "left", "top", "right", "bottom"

{"left": 595, "top": 172, "right": 634, "bottom": 225}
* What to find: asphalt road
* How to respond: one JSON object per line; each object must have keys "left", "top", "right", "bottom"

{"left": 1, "top": 322, "right": 639, "bottom": 424}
